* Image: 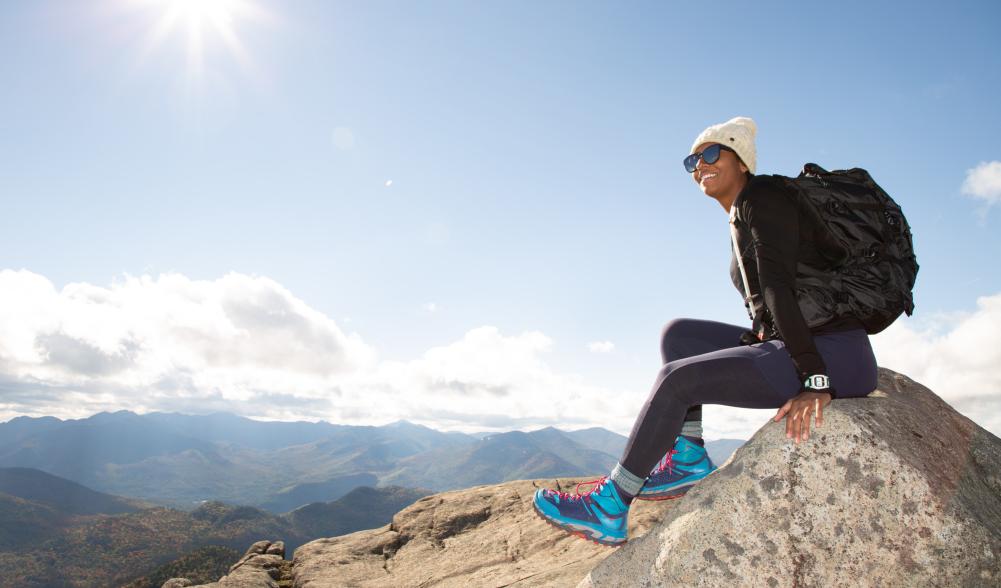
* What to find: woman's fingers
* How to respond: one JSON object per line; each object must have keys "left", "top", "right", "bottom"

{"left": 774, "top": 400, "right": 792, "bottom": 422}
{"left": 780, "top": 393, "right": 832, "bottom": 443}
{"left": 799, "top": 404, "right": 812, "bottom": 441}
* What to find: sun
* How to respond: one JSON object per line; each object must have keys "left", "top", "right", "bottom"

{"left": 138, "top": 0, "right": 262, "bottom": 76}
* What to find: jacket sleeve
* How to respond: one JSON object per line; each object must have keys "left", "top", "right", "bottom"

{"left": 742, "top": 185, "right": 828, "bottom": 382}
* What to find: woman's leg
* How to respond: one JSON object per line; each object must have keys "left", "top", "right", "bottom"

{"left": 533, "top": 326, "right": 877, "bottom": 545}
{"left": 621, "top": 327, "right": 877, "bottom": 479}
{"left": 659, "top": 319, "right": 750, "bottom": 440}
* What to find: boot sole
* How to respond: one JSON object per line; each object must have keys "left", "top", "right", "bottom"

{"left": 531, "top": 500, "right": 626, "bottom": 547}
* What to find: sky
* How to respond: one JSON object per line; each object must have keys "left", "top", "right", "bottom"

{"left": 1, "top": 0, "right": 1000, "bottom": 440}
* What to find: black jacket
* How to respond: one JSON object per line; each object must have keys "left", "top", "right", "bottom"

{"left": 729, "top": 174, "right": 863, "bottom": 382}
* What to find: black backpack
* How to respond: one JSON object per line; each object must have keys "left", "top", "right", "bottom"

{"left": 788, "top": 163, "right": 918, "bottom": 334}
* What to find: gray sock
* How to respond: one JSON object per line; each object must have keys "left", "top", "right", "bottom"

{"left": 609, "top": 462, "right": 645, "bottom": 498}
{"left": 680, "top": 419, "right": 702, "bottom": 439}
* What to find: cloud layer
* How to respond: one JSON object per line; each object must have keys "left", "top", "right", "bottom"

{"left": 0, "top": 270, "right": 639, "bottom": 433}
{"left": 1, "top": 269, "right": 998, "bottom": 439}
{"left": 870, "top": 293, "right": 1001, "bottom": 435}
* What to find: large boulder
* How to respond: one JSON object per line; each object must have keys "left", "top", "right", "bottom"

{"left": 582, "top": 368, "right": 1001, "bottom": 587}
{"left": 291, "top": 478, "right": 679, "bottom": 587}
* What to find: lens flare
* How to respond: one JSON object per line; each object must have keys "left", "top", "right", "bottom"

{"left": 137, "top": 0, "right": 263, "bottom": 79}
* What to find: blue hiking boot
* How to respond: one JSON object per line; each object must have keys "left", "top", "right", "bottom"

{"left": 635, "top": 436, "right": 716, "bottom": 501}
{"left": 532, "top": 477, "right": 629, "bottom": 546}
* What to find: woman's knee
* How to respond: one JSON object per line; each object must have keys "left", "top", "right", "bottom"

{"left": 660, "top": 318, "right": 696, "bottom": 360}
{"left": 648, "top": 361, "right": 696, "bottom": 410}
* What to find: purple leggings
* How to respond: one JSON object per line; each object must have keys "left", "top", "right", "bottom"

{"left": 620, "top": 318, "right": 878, "bottom": 476}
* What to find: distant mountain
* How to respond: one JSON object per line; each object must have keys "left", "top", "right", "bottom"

{"left": 0, "top": 411, "right": 220, "bottom": 488}
{"left": 0, "top": 411, "right": 742, "bottom": 511}
{"left": 142, "top": 411, "right": 347, "bottom": 450}
{"left": 0, "top": 469, "right": 427, "bottom": 588}
{"left": 0, "top": 412, "right": 476, "bottom": 507}
{"left": 706, "top": 439, "right": 745, "bottom": 466}
{"left": 0, "top": 467, "right": 146, "bottom": 552}
{"left": 285, "top": 485, "right": 431, "bottom": 538}
{"left": 260, "top": 472, "right": 379, "bottom": 513}
{"left": 0, "top": 467, "right": 142, "bottom": 516}
{"left": 381, "top": 428, "right": 618, "bottom": 491}
{"left": 0, "top": 415, "right": 63, "bottom": 446}
{"left": 563, "top": 426, "right": 628, "bottom": 457}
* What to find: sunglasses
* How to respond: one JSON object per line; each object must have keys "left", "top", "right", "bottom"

{"left": 683, "top": 144, "right": 737, "bottom": 173}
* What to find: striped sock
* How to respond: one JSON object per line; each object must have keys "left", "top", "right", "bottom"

{"left": 680, "top": 419, "right": 702, "bottom": 439}
{"left": 609, "top": 462, "right": 644, "bottom": 504}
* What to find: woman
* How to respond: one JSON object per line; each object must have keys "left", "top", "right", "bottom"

{"left": 532, "top": 116, "right": 879, "bottom": 546}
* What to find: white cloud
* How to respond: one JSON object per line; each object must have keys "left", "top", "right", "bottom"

{"left": 352, "top": 327, "right": 638, "bottom": 432}
{"left": 0, "top": 270, "right": 376, "bottom": 420}
{"left": 7, "top": 269, "right": 993, "bottom": 441}
{"left": 385, "top": 179, "right": 393, "bottom": 187}
{"left": 961, "top": 161, "right": 1001, "bottom": 205}
{"left": 870, "top": 292, "right": 1001, "bottom": 436}
{"left": 423, "top": 302, "right": 438, "bottom": 314}
{"left": 588, "top": 341, "right": 615, "bottom": 353}
{"left": 0, "top": 270, "right": 641, "bottom": 433}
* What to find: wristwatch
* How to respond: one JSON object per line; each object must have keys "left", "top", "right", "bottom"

{"left": 803, "top": 374, "right": 835, "bottom": 398}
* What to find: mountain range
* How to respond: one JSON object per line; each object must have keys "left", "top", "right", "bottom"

{"left": 0, "top": 411, "right": 744, "bottom": 510}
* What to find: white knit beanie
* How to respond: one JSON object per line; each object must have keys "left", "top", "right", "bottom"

{"left": 690, "top": 116, "right": 757, "bottom": 174}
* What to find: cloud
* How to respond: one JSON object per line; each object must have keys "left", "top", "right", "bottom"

{"left": 961, "top": 161, "right": 1001, "bottom": 205}
{"left": 588, "top": 341, "right": 615, "bottom": 353}
{"left": 0, "top": 270, "right": 641, "bottom": 433}
{"left": 352, "top": 326, "right": 640, "bottom": 433}
{"left": 423, "top": 302, "right": 438, "bottom": 314}
{"left": 0, "top": 270, "right": 375, "bottom": 420}
{"left": 8, "top": 268, "right": 993, "bottom": 440}
{"left": 870, "top": 292, "right": 1001, "bottom": 436}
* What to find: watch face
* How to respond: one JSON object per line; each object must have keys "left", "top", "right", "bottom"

{"left": 806, "top": 375, "right": 830, "bottom": 389}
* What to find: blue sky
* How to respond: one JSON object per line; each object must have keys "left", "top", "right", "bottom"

{"left": 1, "top": 0, "right": 1000, "bottom": 438}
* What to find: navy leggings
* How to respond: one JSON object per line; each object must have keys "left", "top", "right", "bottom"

{"left": 620, "top": 318, "right": 878, "bottom": 477}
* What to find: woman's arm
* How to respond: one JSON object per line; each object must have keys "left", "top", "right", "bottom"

{"left": 742, "top": 183, "right": 828, "bottom": 383}
{"left": 742, "top": 182, "right": 833, "bottom": 443}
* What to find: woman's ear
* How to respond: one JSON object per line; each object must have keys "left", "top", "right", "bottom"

{"left": 739, "top": 161, "right": 748, "bottom": 174}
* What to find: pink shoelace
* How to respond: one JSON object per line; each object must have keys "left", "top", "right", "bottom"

{"left": 651, "top": 449, "right": 679, "bottom": 475}
{"left": 551, "top": 476, "right": 608, "bottom": 501}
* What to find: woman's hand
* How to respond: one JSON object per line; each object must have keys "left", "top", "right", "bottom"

{"left": 773, "top": 391, "right": 832, "bottom": 443}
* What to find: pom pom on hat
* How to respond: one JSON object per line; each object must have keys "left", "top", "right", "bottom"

{"left": 690, "top": 116, "right": 757, "bottom": 174}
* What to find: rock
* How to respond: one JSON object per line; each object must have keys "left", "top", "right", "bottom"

{"left": 187, "top": 540, "right": 287, "bottom": 588}
{"left": 292, "top": 478, "right": 680, "bottom": 587}
{"left": 582, "top": 367, "right": 1001, "bottom": 587}
{"left": 161, "top": 580, "right": 193, "bottom": 588}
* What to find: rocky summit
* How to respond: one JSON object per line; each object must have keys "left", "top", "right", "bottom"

{"left": 291, "top": 479, "right": 678, "bottom": 587}
{"left": 177, "top": 367, "right": 1001, "bottom": 587}
{"left": 583, "top": 368, "right": 1001, "bottom": 587}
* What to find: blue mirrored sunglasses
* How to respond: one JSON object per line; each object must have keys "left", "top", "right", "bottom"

{"left": 683, "top": 144, "right": 737, "bottom": 173}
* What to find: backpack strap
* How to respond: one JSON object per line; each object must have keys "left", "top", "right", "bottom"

{"left": 729, "top": 202, "right": 758, "bottom": 322}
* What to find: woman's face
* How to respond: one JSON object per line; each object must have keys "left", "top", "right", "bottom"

{"left": 691, "top": 142, "right": 749, "bottom": 198}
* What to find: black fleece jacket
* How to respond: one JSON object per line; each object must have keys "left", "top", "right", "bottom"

{"left": 729, "top": 174, "right": 863, "bottom": 383}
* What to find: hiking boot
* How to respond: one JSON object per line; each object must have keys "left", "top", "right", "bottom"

{"left": 532, "top": 477, "right": 629, "bottom": 546}
{"left": 635, "top": 436, "right": 716, "bottom": 501}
